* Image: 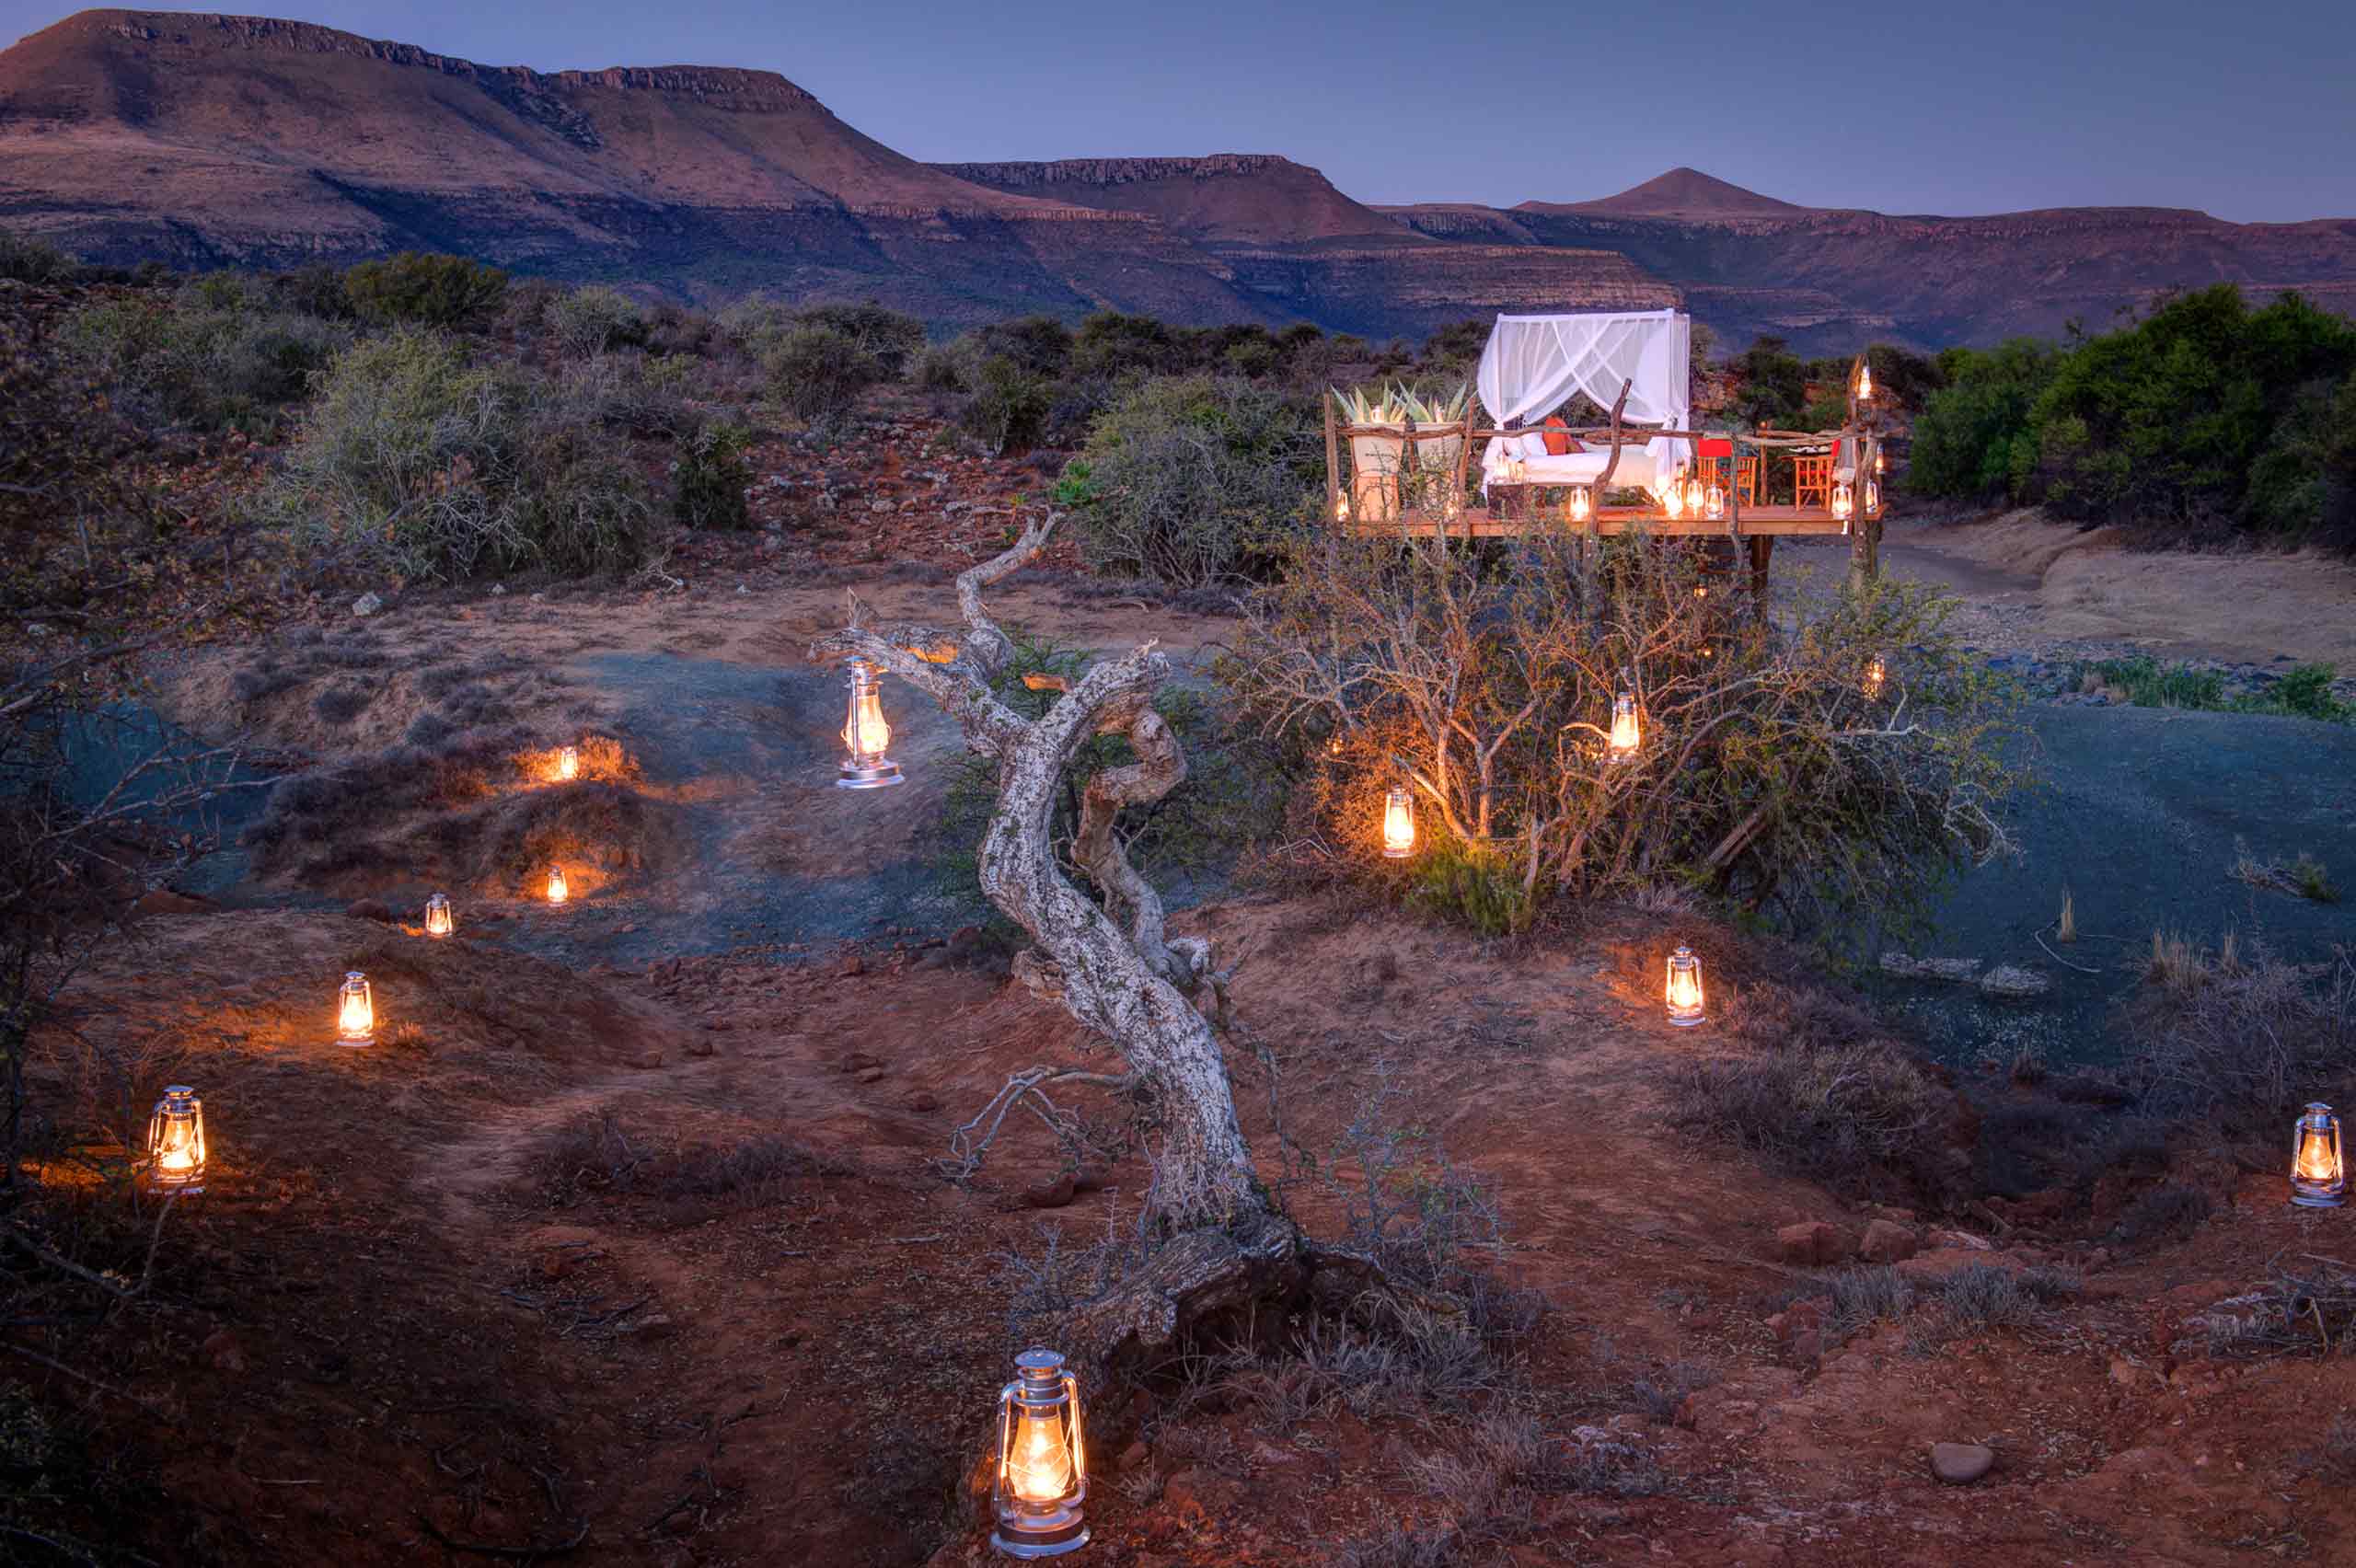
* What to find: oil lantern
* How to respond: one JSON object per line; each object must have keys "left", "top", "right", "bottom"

{"left": 992, "top": 1347, "right": 1088, "bottom": 1559}
{"left": 1855, "top": 359, "right": 1875, "bottom": 402}
{"left": 144, "top": 1085, "right": 206, "bottom": 1193}
{"left": 1334, "top": 493, "right": 1351, "bottom": 524}
{"left": 1665, "top": 946, "right": 1706, "bottom": 1027}
{"left": 1660, "top": 479, "right": 1685, "bottom": 521}
{"left": 2292, "top": 1102, "right": 2345, "bottom": 1207}
{"left": 1703, "top": 481, "right": 1725, "bottom": 521}
{"left": 423, "top": 892, "right": 455, "bottom": 939}
{"left": 1831, "top": 480, "right": 1854, "bottom": 526}
{"left": 547, "top": 865, "right": 569, "bottom": 905}
{"left": 1607, "top": 691, "right": 1641, "bottom": 764}
{"left": 1381, "top": 786, "right": 1416, "bottom": 859}
{"left": 1865, "top": 479, "right": 1881, "bottom": 514}
{"left": 336, "top": 970, "right": 375, "bottom": 1047}
{"left": 1863, "top": 657, "right": 1887, "bottom": 699}
{"left": 1875, "top": 448, "right": 1887, "bottom": 476}
{"left": 1567, "top": 484, "right": 1593, "bottom": 525}
{"left": 1683, "top": 476, "right": 1706, "bottom": 516}
{"left": 838, "top": 659, "right": 906, "bottom": 790}
{"left": 558, "top": 744, "right": 581, "bottom": 781}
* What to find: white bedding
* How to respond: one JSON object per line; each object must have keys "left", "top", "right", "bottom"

{"left": 1490, "top": 444, "right": 1661, "bottom": 491}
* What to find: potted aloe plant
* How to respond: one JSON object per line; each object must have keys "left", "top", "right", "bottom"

{"left": 1334, "top": 383, "right": 1408, "bottom": 522}
{"left": 1399, "top": 382, "right": 1472, "bottom": 489}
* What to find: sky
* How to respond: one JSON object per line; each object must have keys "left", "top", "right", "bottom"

{"left": 6, "top": 0, "right": 2354, "bottom": 221}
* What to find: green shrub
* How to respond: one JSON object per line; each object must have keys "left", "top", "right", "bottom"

{"left": 1069, "top": 375, "right": 1320, "bottom": 583}
{"left": 790, "top": 302, "right": 925, "bottom": 377}
{"left": 958, "top": 353, "right": 1053, "bottom": 455}
{"left": 278, "top": 262, "right": 356, "bottom": 321}
{"left": 913, "top": 340, "right": 970, "bottom": 392}
{"left": 258, "top": 327, "right": 652, "bottom": 579}
{"left": 761, "top": 324, "right": 880, "bottom": 424}
{"left": 61, "top": 285, "right": 348, "bottom": 433}
{"left": 1406, "top": 841, "right": 1535, "bottom": 937}
{"left": 547, "top": 285, "right": 646, "bottom": 360}
{"left": 343, "top": 251, "right": 509, "bottom": 329}
{"left": 1072, "top": 310, "right": 1180, "bottom": 380}
{"left": 0, "top": 228, "right": 76, "bottom": 284}
{"left": 1727, "top": 336, "right": 1809, "bottom": 428}
{"left": 672, "top": 420, "right": 754, "bottom": 530}
{"left": 966, "top": 314, "right": 1075, "bottom": 378}
{"left": 1907, "top": 340, "right": 2062, "bottom": 502}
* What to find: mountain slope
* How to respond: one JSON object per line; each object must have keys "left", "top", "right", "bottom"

{"left": 1542, "top": 167, "right": 1814, "bottom": 220}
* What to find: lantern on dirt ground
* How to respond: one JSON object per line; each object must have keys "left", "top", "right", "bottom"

{"left": 423, "top": 892, "right": 455, "bottom": 939}
{"left": 837, "top": 658, "right": 906, "bottom": 790}
{"left": 1863, "top": 657, "right": 1888, "bottom": 699}
{"left": 335, "top": 970, "right": 375, "bottom": 1047}
{"left": 992, "top": 1348, "right": 1088, "bottom": 1559}
{"left": 2292, "top": 1102, "right": 2345, "bottom": 1207}
{"left": 1607, "top": 691, "right": 1641, "bottom": 764}
{"left": 144, "top": 1085, "right": 206, "bottom": 1193}
{"left": 1665, "top": 946, "right": 1706, "bottom": 1027}
{"left": 1567, "top": 485, "right": 1593, "bottom": 525}
{"left": 1831, "top": 481, "right": 1854, "bottom": 526}
{"left": 546, "top": 865, "right": 569, "bottom": 905}
{"left": 1381, "top": 786, "right": 1416, "bottom": 859}
{"left": 558, "top": 744, "right": 580, "bottom": 781}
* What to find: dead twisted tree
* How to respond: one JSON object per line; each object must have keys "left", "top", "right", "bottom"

{"left": 811, "top": 511, "right": 1323, "bottom": 1372}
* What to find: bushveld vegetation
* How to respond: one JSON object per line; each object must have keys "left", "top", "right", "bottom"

{"left": 1910, "top": 285, "right": 2356, "bottom": 550}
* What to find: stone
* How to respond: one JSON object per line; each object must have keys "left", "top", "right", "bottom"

{"left": 1770, "top": 1297, "right": 1827, "bottom": 1365}
{"left": 343, "top": 897, "right": 394, "bottom": 923}
{"left": 1927, "top": 1228, "right": 1992, "bottom": 1251}
{"left": 629, "top": 1049, "right": 664, "bottom": 1069}
{"left": 351, "top": 591, "right": 383, "bottom": 617}
{"left": 1859, "top": 1219, "right": 1919, "bottom": 1263}
{"left": 840, "top": 1051, "right": 882, "bottom": 1073}
{"left": 854, "top": 1066, "right": 885, "bottom": 1085}
{"left": 684, "top": 1038, "right": 716, "bottom": 1058}
{"left": 1929, "top": 1441, "right": 1994, "bottom": 1484}
{"left": 902, "top": 1090, "right": 941, "bottom": 1113}
{"left": 1879, "top": 952, "right": 1982, "bottom": 984}
{"left": 1979, "top": 964, "right": 2050, "bottom": 998}
{"left": 1023, "top": 1173, "right": 1077, "bottom": 1209}
{"left": 1774, "top": 1221, "right": 1856, "bottom": 1267}
{"left": 837, "top": 953, "right": 865, "bottom": 978}
{"left": 1116, "top": 1439, "right": 1149, "bottom": 1473}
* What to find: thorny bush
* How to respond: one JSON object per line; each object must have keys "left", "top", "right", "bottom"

{"left": 1223, "top": 524, "right": 2021, "bottom": 944}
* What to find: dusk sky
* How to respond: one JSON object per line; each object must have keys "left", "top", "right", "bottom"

{"left": 7, "top": 0, "right": 2353, "bottom": 221}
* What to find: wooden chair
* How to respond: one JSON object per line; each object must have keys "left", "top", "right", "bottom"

{"left": 1693, "top": 438, "right": 1760, "bottom": 506}
{"left": 1793, "top": 452, "right": 1834, "bottom": 512}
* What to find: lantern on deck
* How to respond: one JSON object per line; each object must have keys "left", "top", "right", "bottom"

{"left": 1607, "top": 691, "right": 1641, "bottom": 764}
{"left": 335, "top": 970, "right": 375, "bottom": 1047}
{"left": 2292, "top": 1102, "right": 2345, "bottom": 1207}
{"left": 992, "top": 1348, "right": 1088, "bottom": 1559}
{"left": 1703, "top": 480, "right": 1725, "bottom": 521}
{"left": 1863, "top": 657, "right": 1888, "bottom": 699}
{"left": 423, "top": 892, "right": 455, "bottom": 939}
{"left": 1660, "top": 479, "right": 1685, "bottom": 520}
{"left": 1665, "top": 946, "right": 1705, "bottom": 1027}
{"left": 1831, "top": 481, "right": 1854, "bottom": 526}
{"left": 1567, "top": 485, "right": 1593, "bottom": 525}
{"left": 144, "top": 1085, "right": 206, "bottom": 1193}
{"left": 1380, "top": 786, "right": 1416, "bottom": 859}
{"left": 1683, "top": 476, "right": 1706, "bottom": 516}
{"left": 558, "top": 744, "right": 581, "bottom": 781}
{"left": 837, "top": 658, "right": 906, "bottom": 790}
{"left": 546, "top": 866, "right": 569, "bottom": 906}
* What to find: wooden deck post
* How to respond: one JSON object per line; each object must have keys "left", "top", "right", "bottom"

{"left": 1322, "top": 398, "right": 1342, "bottom": 525}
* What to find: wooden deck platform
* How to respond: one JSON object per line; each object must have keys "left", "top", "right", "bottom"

{"left": 1345, "top": 503, "right": 1871, "bottom": 540}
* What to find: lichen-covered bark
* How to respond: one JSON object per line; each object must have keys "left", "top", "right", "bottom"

{"left": 810, "top": 512, "right": 1258, "bottom": 1229}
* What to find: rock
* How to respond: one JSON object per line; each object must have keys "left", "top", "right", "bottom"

{"left": 684, "top": 1038, "right": 716, "bottom": 1058}
{"left": 1115, "top": 1439, "right": 1149, "bottom": 1473}
{"left": 1926, "top": 1228, "right": 1992, "bottom": 1251}
{"left": 343, "top": 897, "right": 394, "bottom": 923}
{"left": 351, "top": 591, "right": 383, "bottom": 617}
{"left": 202, "top": 1329, "right": 248, "bottom": 1374}
{"left": 1770, "top": 1297, "right": 1827, "bottom": 1364}
{"left": 2108, "top": 1357, "right": 2150, "bottom": 1388}
{"left": 837, "top": 953, "right": 865, "bottom": 978}
{"left": 1879, "top": 952, "right": 1982, "bottom": 984}
{"left": 624, "top": 1313, "right": 677, "bottom": 1341}
{"left": 902, "top": 1090, "right": 941, "bottom": 1113}
{"left": 1897, "top": 1248, "right": 2023, "bottom": 1286}
{"left": 1860, "top": 1219, "right": 1919, "bottom": 1263}
{"left": 854, "top": 1066, "right": 885, "bottom": 1085}
{"left": 1023, "top": 1173, "right": 1077, "bottom": 1209}
{"left": 1775, "top": 1221, "right": 1857, "bottom": 1267}
{"left": 839, "top": 1051, "right": 882, "bottom": 1073}
{"left": 629, "top": 1049, "right": 664, "bottom": 1069}
{"left": 1979, "top": 964, "right": 2050, "bottom": 998}
{"left": 1929, "top": 1441, "right": 1994, "bottom": 1484}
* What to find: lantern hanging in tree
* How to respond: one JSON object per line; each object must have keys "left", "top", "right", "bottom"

{"left": 1875, "top": 448, "right": 1887, "bottom": 476}
{"left": 336, "top": 971, "right": 375, "bottom": 1047}
{"left": 1865, "top": 479, "right": 1881, "bottom": 515}
{"left": 558, "top": 744, "right": 581, "bottom": 781}
{"left": 1863, "top": 657, "right": 1888, "bottom": 699}
{"left": 1855, "top": 359, "right": 1875, "bottom": 402}
{"left": 2292, "top": 1102, "right": 2345, "bottom": 1207}
{"left": 1665, "top": 946, "right": 1706, "bottom": 1027}
{"left": 837, "top": 659, "right": 906, "bottom": 790}
{"left": 1567, "top": 485, "right": 1593, "bottom": 525}
{"left": 144, "top": 1085, "right": 206, "bottom": 1193}
{"left": 423, "top": 892, "right": 455, "bottom": 939}
{"left": 1334, "top": 493, "right": 1351, "bottom": 524}
{"left": 991, "top": 1348, "right": 1088, "bottom": 1559}
{"left": 547, "top": 865, "right": 569, "bottom": 905}
{"left": 1381, "top": 786, "right": 1416, "bottom": 859}
{"left": 1607, "top": 691, "right": 1642, "bottom": 763}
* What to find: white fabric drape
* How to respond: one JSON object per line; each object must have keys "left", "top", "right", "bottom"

{"left": 1475, "top": 310, "right": 1692, "bottom": 490}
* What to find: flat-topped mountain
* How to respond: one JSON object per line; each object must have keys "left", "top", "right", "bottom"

{"left": 5, "top": 10, "right": 2352, "bottom": 348}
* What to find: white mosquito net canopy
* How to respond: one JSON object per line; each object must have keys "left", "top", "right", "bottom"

{"left": 1474, "top": 309, "right": 1692, "bottom": 490}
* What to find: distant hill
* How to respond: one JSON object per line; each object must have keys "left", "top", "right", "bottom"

{"left": 5, "top": 9, "right": 2353, "bottom": 350}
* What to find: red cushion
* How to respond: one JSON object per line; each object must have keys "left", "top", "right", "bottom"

{"left": 1542, "top": 415, "right": 1579, "bottom": 455}
{"left": 1697, "top": 437, "right": 1733, "bottom": 458}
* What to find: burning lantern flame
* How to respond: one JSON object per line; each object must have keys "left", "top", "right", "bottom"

{"left": 1335, "top": 493, "right": 1351, "bottom": 524}
{"left": 1683, "top": 477, "right": 1706, "bottom": 515}
{"left": 546, "top": 866, "right": 569, "bottom": 905}
{"left": 1607, "top": 691, "right": 1641, "bottom": 763}
{"left": 1865, "top": 480, "right": 1880, "bottom": 515}
{"left": 1875, "top": 448, "right": 1887, "bottom": 476}
{"left": 1831, "top": 481, "right": 1854, "bottom": 527}
{"left": 1855, "top": 360, "right": 1875, "bottom": 402}
{"left": 1567, "top": 485, "right": 1593, "bottom": 525}
{"left": 1660, "top": 480, "right": 1685, "bottom": 521}
{"left": 145, "top": 1085, "right": 206, "bottom": 1193}
{"left": 992, "top": 1348, "right": 1088, "bottom": 1559}
{"left": 2292, "top": 1102, "right": 2345, "bottom": 1207}
{"left": 558, "top": 745, "right": 580, "bottom": 781}
{"left": 1665, "top": 947, "right": 1706, "bottom": 1027}
{"left": 1381, "top": 786, "right": 1416, "bottom": 859}
{"left": 1703, "top": 481, "right": 1725, "bottom": 521}
{"left": 1863, "top": 657, "right": 1888, "bottom": 699}
{"left": 336, "top": 971, "right": 375, "bottom": 1047}
{"left": 423, "top": 892, "right": 455, "bottom": 939}
{"left": 837, "top": 659, "right": 906, "bottom": 790}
